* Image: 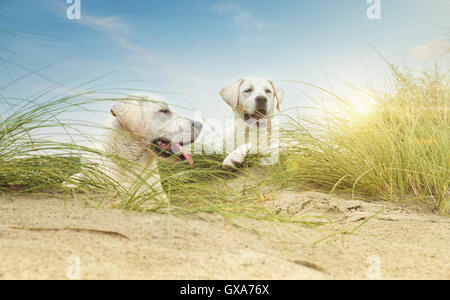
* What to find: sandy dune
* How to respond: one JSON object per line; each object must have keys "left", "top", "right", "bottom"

{"left": 0, "top": 190, "right": 449, "bottom": 280}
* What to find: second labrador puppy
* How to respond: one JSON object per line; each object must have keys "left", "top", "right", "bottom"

{"left": 219, "top": 77, "right": 284, "bottom": 169}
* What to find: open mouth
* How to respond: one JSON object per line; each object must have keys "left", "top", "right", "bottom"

{"left": 244, "top": 112, "right": 267, "bottom": 121}
{"left": 151, "top": 138, "right": 194, "bottom": 166}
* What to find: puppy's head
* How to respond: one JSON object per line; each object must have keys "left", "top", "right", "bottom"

{"left": 111, "top": 96, "right": 202, "bottom": 165}
{"left": 220, "top": 78, "right": 284, "bottom": 121}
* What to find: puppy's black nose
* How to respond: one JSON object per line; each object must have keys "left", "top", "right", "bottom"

{"left": 255, "top": 96, "right": 268, "bottom": 105}
{"left": 255, "top": 96, "right": 268, "bottom": 116}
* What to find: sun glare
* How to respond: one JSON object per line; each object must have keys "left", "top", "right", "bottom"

{"left": 320, "top": 87, "right": 376, "bottom": 121}
{"left": 350, "top": 98, "right": 375, "bottom": 116}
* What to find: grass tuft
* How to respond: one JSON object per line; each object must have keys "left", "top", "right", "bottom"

{"left": 277, "top": 64, "right": 449, "bottom": 214}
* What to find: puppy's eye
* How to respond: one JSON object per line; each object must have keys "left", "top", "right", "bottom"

{"left": 265, "top": 89, "right": 272, "bottom": 94}
{"left": 244, "top": 88, "right": 253, "bottom": 93}
{"left": 159, "top": 109, "right": 170, "bottom": 114}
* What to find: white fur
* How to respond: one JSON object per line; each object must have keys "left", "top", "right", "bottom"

{"left": 219, "top": 78, "right": 283, "bottom": 169}
{"left": 67, "top": 95, "right": 201, "bottom": 205}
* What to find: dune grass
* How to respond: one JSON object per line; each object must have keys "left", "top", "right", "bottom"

{"left": 1, "top": 61, "right": 447, "bottom": 222}
{"left": 0, "top": 95, "right": 87, "bottom": 190}
{"left": 275, "top": 64, "right": 449, "bottom": 214}
{"left": 0, "top": 93, "right": 320, "bottom": 226}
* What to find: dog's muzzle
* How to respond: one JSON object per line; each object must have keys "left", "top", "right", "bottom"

{"left": 151, "top": 138, "right": 195, "bottom": 166}
{"left": 244, "top": 96, "right": 268, "bottom": 121}
{"left": 151, "top": 120, "right": 203, "bottom": 166}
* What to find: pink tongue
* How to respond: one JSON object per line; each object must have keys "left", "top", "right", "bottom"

{"left": 250, "top": 114, "right": 262, "bottom": 120}
{"left": 176, "top": 144, "right": 194, "bottom": 166}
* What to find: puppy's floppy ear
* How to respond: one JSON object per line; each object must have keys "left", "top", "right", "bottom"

{"left": 111, "top": 101, "right": 145, "bottom": 137}
{"left": 219, "top": 79, "right": 244, "bottom": 110}
{"left": 269, "top": 81, "right": 284, "bottom": 112}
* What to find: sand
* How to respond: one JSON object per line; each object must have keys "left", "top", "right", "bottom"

{"left": 0, "top": 189, "right": 449, "bottom": 280}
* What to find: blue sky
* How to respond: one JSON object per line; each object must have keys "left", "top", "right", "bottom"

{"left": 0, "top": 0, "right": 449, "bottom": 122}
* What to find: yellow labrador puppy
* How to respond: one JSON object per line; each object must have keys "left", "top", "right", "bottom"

{"left": 68, "top": 95, "right": 202, "bottom": 202}
{"left": 219, "top": 78, "right": 283, "bottom": 169}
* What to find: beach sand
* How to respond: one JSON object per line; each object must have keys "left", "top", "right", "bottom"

{"left": 0, "top": 190, "right": 449, "bottom": 280}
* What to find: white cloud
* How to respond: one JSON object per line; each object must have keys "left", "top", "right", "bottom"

{"left": 212, "top": 3, "right": 264, "bottom": 29}
{"left": 411, "top": 40, "right": 450, "bottom": 60}
{"left": 82, "top": 16, "right": 129, "bottom": 33}
{"left": 80, "top": 15, "right": 153, "bottom": 62}
{"left": 114, "top": 36, "right": 153, "bottom": 61}
{"left": 45, "top": 0, "right": 153, "bottom": 63}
